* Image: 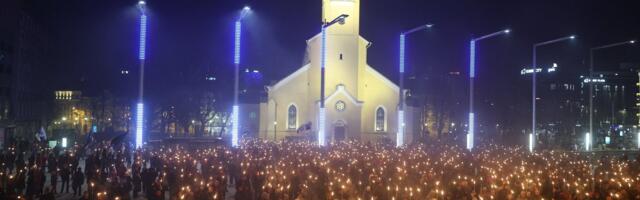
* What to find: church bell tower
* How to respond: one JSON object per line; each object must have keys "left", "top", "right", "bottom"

{"left": 322, "top": 0, "right": 360, "bottom": 35}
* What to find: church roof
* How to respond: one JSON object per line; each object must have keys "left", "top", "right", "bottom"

{"left": 266, "top": 63, "right": 310, "bottom": 92}
{"left": 320, "top": 84, "right": 363, "bottom": 106}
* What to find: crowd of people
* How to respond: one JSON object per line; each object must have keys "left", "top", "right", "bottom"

{"left": 0, "top": 138, "right": 639, "bottom": 199}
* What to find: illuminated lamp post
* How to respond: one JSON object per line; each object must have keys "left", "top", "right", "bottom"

{"left": 467, "top": 29, "right": 510, "bottom": 150}
{"left": 318, "top": 14, "right": 349, "bottom": 146}
{"left": 530, "top": 35, "right": 575, "bottom": 152}
{"left": 588, "top": 39, "right": 635, "bottom": 151}
{"left": 397, "top": 24, "right": 433, "bottom": 147}
{"left": 135, "top": 0, "right": 147, "bottom": 148}
{"left": 231, "top": 6, "right": 251, "bottom": 147}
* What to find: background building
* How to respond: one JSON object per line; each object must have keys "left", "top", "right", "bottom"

{"left": 0, "top": 0, "right": 53, "bottom": 147}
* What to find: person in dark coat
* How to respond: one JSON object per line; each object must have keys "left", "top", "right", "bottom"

{"left": 60, "top": 167, "right": 70, "bottom": 193}
{"left": 14, "top": 170, "right": 26, "bottom": 195}
{"left": 47, "top": 155, "right": 57, "bottom": 173}
{"left": 50, "top": 169, "right": 58, "bottom": 194}
{"left": 72, "top": 167, "right": 84, "bottom": 196}
{"left": 132, "top": 169, "right": 142, "bottom": 198}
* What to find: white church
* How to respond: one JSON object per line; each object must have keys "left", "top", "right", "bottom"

{"left": 257, "top": 0, "right": 418, "bottom": 144}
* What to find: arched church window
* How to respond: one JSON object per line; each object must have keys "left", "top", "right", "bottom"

{"left": 287, "top": 104, "right": 297, "bottom": 130}
{"left": 375, "top": 107, "right": 385, "bottom": 132}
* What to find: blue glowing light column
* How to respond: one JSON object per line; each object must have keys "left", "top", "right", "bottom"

{"left": 318, "top": 25, "right": 327, "bottom": 146}
{"left": 467, "top": 40, "right": 475, "bottom": 150}
{"left": 231, "top": 20, "right": 241, "bottom": 147}
{"left": 585, "top": 132, "right": 591, "bottom": 151}
{"left": 467, "top": 29, "right": 510, "bottom": 150}
{"left": 318, "top": 14, "right": 348, "bottom": 146}
{"left": 231, "top": 6, "right": 250, "bottom": 147}
{"left": 231, "top": 21, "right": 241, "bottom": 147}
{"left": 135, "top": 1, "right": 147, "bottom": 148}
{"left": 530, "top": 35, "right": 575, "bottom": 152}
{"left": 396, "top": 24, "right": 432, "bottom": 147}
{"left": 397, "top": 34, "right": 405, "bottom": 147}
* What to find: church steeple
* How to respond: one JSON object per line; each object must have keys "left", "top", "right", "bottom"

{"left": 322, "top": 0, "right": 359, "bottom": 35}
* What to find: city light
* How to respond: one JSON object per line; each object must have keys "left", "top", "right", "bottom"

{"left": 397, "top": 110, "right": 404, "bottom": 147}
{"left": 638, "top": 132, "right": 640, "bottom": 149}
{"left": 519, "top": 63, "right": 558, "bottom": 75}
{"left": 547, "top": 63, "right": 557, "bottom": 72}
{"left": 467, "top": 113, "right": 474, "bottom": 150}
{"left": 318, "top": 107, "right": 326, "bottom": 146}
{"left": 521, "top": 68, "right": 542, "bottom": 74}
{"left": 399, "top": 34, "right": 405, "bottom": 73}
{"left": 585, "top": 133, "right": 591, "bottom": 151}
{"left": 231, "top": 105, "right": 239, "bottom": 147}
{"left": 139, "top": 15, "right": 147, "bottom": 60}
{"left": 583, "top": 78, "right": 606, "bottom": 83}
{"left": 469, "top": 40, "right": 475, "bottom": 78}
{"left": 136, "top": 103, "right": 144, "bottom": 148}
{"left": 61, "top": 137, "right": 67, "bottom": 148}
{"left": 234, "top": 21, "right": 241, "bottom": 65}
{"left": 528, "top": 133, "right": 534, "bottom": 152}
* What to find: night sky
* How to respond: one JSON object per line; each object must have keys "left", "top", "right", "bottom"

{"left": 36, "top": 0, "right": 640, "bottom": 112}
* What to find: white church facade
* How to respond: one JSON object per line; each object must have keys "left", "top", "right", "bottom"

{"left": 258, "top": 0, "right": 417, "bottom": 144}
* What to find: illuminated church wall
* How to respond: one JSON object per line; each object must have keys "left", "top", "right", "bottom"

{"left": 259, "top": 0, "right": 415, "bottom": 143}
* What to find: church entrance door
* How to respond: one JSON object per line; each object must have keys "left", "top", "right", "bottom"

{"left": 334, "top": 121, "right": 346, "bottom": 141}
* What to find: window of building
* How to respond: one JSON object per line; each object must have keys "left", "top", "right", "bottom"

{"left": 287, "top": 104, "right": 297, "bottom": 130}
{"left": 375, "top": 106, "right": 385, "bottom": 132}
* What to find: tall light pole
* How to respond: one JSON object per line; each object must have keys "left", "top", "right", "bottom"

{"left": 397, "top": 24, "right": 433, "bottom": 147}
{"left": 467, "top": 29, "right": 510, "bottom": 150}
{"left": 231, "top": 6, "right": 251, "bottom": 147}
{"left": 135, "top": 0, "right": 147, "bottom": 148}
{"left": 318, "top": 14, "right": 349, "bottom": 146}
{"left": 588, "top": 39, "right": 635, "bottom": 150}
{"left": 530, "top": 35, "right": 575, "bottom": 152}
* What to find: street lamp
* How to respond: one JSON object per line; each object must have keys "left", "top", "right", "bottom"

{"left": 135, "top": 0, "right": 147, "bottom": 148}
{"left": 318, "top": 14, "right": 349, "bottom": 146}
{"left": 530, "top": 35, "right": 576, "bottom": 152}
{"left": 588, "top": 39, "right": 635, "bottom": 150}
{"left": 467, "top": 29, "right": 510, "bottom": 150}
{"left": 231, "top": 6, "right": 251, "bottom": 147}
{"left": 397, "top": 24, "right": 433, "bottom": 147}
